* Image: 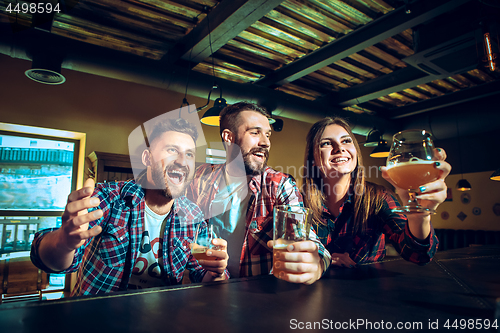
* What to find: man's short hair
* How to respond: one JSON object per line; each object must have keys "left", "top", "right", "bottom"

{"left": 219, "top": 102, "right": 271, "bottom": 137}
{"left": 148, "top": 118, "right": 198, "bottom": 146}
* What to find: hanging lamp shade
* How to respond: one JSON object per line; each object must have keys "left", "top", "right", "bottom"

{"left": 370, "top": 140, "right": 390, "bottom": 158}
{"left": 456, "top": 178, "right": 472, "bottom": 191}
{"left": 363, "top": 129, "right": 382, "bottom": 147}
{"left": 490, "top": 168, "right": 500, "bottom": 181}
{"left": 200, "top": 98, "right": 227, "bottom": 126}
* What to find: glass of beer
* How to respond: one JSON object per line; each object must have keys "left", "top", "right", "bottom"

{"left": 272, "top": 205, "right": 312, "bottom": 279}
{"left": 191, "top": 223, "right": 219, "bottom": 261}
{"left": 386, "top": 129, "right": 440, "bottom": 215}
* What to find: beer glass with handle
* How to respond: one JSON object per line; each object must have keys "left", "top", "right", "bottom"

{"left": 386, "top": 129, "right": 440, "bottom": 215}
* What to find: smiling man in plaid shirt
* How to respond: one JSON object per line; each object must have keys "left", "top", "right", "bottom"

{"left": 187, "top": 102, "right": 331, "bottom": 284}
{"left": 31, "top": 118, "right": 228, "bottom": 296}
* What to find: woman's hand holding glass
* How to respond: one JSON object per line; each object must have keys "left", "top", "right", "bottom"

{"left": 190, "top": 223, "right": 228, "bottom": 280}
{"left": 381, "top": 130, "right": 451, "bottom": 216}
{"left": 382, "top": 147, "right": 451, "bottom": 215}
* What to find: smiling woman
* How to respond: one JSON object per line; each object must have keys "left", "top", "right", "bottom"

{"left": 317, "top": 124, "right": 357, "bottom": 180}
{"left": 300, "top": 117, "right": 451, "bottom": 268}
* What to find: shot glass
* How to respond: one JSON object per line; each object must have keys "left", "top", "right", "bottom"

{"left": 191, "top": 223, "right": 218, "bottom": 261}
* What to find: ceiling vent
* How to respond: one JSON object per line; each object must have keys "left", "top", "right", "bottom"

{"left": 403, "top": 29, "right": 482, "bottom": 76}
{"left": 25, "top": 53, "right": 66, "bottom": 85}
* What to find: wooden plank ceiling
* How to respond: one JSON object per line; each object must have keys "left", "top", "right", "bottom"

{"left": 1, "top": 0, "right": 499, "bottom": 120}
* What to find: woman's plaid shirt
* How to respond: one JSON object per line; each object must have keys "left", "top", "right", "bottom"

{"left": 315, "top": 189, "right": 438, "bottom": 265}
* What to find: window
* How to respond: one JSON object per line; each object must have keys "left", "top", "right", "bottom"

{"left": 0, "top": 122, "right": 85, "bottom": 257}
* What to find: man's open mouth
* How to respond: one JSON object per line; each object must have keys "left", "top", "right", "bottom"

{"left": 166, "top": 168, "right": 186, "bottom": 185}
{"left": 253, "top": 151, "right": 266, "bottom": 160}
{"left": 249, "top": 148, "right": 269, "bottom": 161}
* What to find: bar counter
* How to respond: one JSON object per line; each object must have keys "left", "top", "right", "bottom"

{"left": 1, "top": 246, "right": 499, "bottom": 332}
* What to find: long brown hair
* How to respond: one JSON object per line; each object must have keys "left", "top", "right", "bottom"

{"left": 300, "top": 117, "right": 384, "bottom": 234}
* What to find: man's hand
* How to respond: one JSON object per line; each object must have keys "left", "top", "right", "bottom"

{"left": 192, "top": 238, "right": 229, "bottom": 282}
{"left": 58, "top": 178, "right": 103, "bottom": 251}
{"left": 39, "top": 178, "right": 103, "bottom": 271}
{"left": 267, "top": 240, "right": 323, "bottom": 285}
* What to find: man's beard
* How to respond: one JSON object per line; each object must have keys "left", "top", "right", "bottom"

{"left": 150, "top": 162, "right": 191, "bottom": 199}
{"left": 240, "top": 146, "right": 269, "bottom": 176}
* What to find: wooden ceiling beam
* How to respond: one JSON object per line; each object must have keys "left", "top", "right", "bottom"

{"left": 319, "top": 66, "right": 430, "bottom": 107}
{"left": 254, "top": 0, "right": 473, "bottom": 88}
{"left": 161, "top": 0, "right": 286, "bottom": 65}
{"left": 388, "top": 80, "right": 500, "bottom": 119}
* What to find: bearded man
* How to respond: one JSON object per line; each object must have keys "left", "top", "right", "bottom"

{"left": 31, "top": 118, "right": 228, "bottom": 296}
{"left": 187, "top": 102, "right": 330, "bottom": 284}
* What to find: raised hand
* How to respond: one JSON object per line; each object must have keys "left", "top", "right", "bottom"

{"left": 58, "top": 178, "right": 103, "bottom": 251}
{"left": 39, "top": 178, "right": 103, "bottom": 271}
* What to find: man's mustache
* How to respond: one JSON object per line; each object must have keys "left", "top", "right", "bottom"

{"left": 245, "top": 147, "right": 269, "bottom": 160}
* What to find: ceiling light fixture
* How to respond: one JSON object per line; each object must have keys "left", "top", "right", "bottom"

{"left": 25, "top": 53, "right": 65, "bottom": 85}
{"left": 271, "top": 118, "right": 283, "bottom": 132}
{"left": 490, "top": 168, "right": 500, "bottom": 181}
{"left": 363, "top": 129, "right": 383, "bottom": 147}
{"left": 478, "top": 15, "right": 499, "bottom": 72}
{"left": 483, "top": 31, "right": 498, "bottom": 71}
{"left": 404, "top": 0, "right": 411, "bottom": 14}
{"left": 364, "top": 128, "right": 390, "bottom": 157}
{"left": 370, "top": 140, "right": 390, "bottom": 158}
{"left": 198, "top": 83, "right": 227, "bottom": 126}
{"left": 455, "top": 115, "right": 471, "bottom": 191}
{"left": 196, "top": 14, "right": 226, "bottom": 126}
{"left": 456, "top": 178, "right": 472, "bottom": 191}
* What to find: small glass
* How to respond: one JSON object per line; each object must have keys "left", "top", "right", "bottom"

{"left": 386, "top": 129, "right": 440, "bottom": 215}
{"left": 191, "top": 223, "right": 219, "bottom": 261}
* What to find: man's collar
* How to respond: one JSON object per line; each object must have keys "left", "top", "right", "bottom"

{"left": 248, "top": 166, "right": 268, "bottom": 185}
{"left": 120, "top": 180, "right": 145, "bottom": 207}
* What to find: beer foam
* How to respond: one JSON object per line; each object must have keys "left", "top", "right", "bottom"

{"left": 387, "top": 158, "right": 435, "bottom": 169}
